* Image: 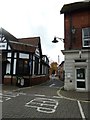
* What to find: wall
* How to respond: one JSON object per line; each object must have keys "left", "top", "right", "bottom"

{"left": 64, "top": 52, "right": 75, "bottom": 90}
{"left": 3, "top": 75, "right": 49, "bottom": 87}
{"left": 64, "top": 50, "right": 89, "bottom": 91}
{"left": 4, "top": 76, "right": 16, "bottom": 85}
{"left": 88, "top": 51, "right": 90, "bottom": 91}
{"left": 63, "top": 8, "right": 90, "bottom": 91}
{"left": 64, "top": 10, "right": 90, "bottom": 50}
{"left": 0, "top": 51, "right": 2, "bottom": 84}
{"left": 31, "top": 75, "right": 49, "bottom": 86}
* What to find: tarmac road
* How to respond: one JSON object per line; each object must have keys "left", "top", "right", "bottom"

{"left": 1, "top": 78, "right": 90, "bottom": 119}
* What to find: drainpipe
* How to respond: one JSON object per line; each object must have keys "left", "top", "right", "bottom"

{"left": 69, "top": 13, "right": 73, "bottom": 49}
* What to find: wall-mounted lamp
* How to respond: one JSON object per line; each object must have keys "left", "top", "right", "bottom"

{"left": 52, "top": 36, "right": 64, "bottom": 43}
{"left": 72, "top": 26, "right": 76, "bottom": 34}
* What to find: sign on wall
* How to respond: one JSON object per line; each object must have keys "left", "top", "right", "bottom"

{"left": 19, "top": 53, "right": 29, "bottom": 59}
{"left": 0, "top": 43, "right": 7, "bottom": 50}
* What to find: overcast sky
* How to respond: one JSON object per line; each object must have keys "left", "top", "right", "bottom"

{"left": 0, "top": 0, "right": 84, "bottom": 64}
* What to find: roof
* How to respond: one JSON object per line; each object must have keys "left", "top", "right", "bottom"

{"left": 18, "top": 37, "right": 40, "bottom": 48}
{"left": 0, "top": 27, "right": 18, "bottom": 42}
{"left": 15, "top": 37, "right": 41, "bottom": 53}
{"left": 60, "top": 1, "right": 90, "bottom": 14}
{"left": 0, "top": 28, "right": 42, "bottom": 54}
{"left": 10, "top": 42, "right": 36, "bottom": 53}
{"left": 10, "top": 37, "right": 41, "bottom": 53}
{"left": 59, "top": 61, "right": 64, "bottom": 67}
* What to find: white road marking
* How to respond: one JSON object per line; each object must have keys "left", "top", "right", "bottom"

{"left": 0, "top": 92, "right": 20, "bottom": 102}
{"left": 0, "top": 96, "right": 11, "bottom": 102}
{"left": 2, "top": 94, "right": 18, "bottom": 97}
{"left": 0, "top": 93, "right": 2, "bottom": 96}
{"left": 19, "top": 92, "right": 27, "bottom": 95}
{"left": 57, "top": 89, "right": 90, "bottom": 103}
{"left": 6, "top": 97, "right": 11, "bottom": 101}
{"left": 0, "top": 100, "right": 3, "bottom": 102}
{"left": 53, "top": 96, "right": 63, "bottom": 99}
{"left": 49, "top": 84, "right": 55, "bottom": 87}
{"left": 34, "top": 94, "right": 45, "bottom": 97}
{"left": 77, "top": 100, "right": 86, "bottom": 120}
{"left": 25, "top": 97, "right": 58, "bottom": 113}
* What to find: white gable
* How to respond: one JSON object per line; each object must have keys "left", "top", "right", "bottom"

{"left": 0, "top": 33, "right": 12, "bottom": 50}
{"left": 0, "top": 43, "right": 7, "bottom": 50}
{"left": 35, "top": 48, "right": 40, "bottom": 57}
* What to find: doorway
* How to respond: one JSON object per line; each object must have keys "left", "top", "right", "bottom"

{"left": 75, "top": 67, "right": 86, "bottom": 91}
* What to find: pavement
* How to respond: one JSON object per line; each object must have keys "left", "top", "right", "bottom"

{"left": 2, "top": 84, "right": 19, "bottom": 92}
{"left": 58, "top": 87, "right": 90, "bottom": 102}
{"left": 1, "top": 84, "right": 90, "bottom": 102}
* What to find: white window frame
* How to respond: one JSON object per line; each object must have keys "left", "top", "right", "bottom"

{"left": 82, "top": 27, "right": 90, "bottom": 47}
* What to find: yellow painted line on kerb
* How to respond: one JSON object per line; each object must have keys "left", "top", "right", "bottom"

{"left": 57, "top": 87, "right": 90, "bottom": 103}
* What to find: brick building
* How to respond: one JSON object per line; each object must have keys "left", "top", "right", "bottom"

{"left": 61, "top": 1, "right": 90, "bottom": 91}
{"left": 58, "top": 61, "right": 65, "bottom": 81}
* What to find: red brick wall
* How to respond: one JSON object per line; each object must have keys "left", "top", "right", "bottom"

{"left": 3, "top": 75, "right": 49, "bottom": 86}
{"left": 4, "top": 76, "right": 16, "bottom": 85}
{"left": 31, "top": 75, "right": 49, "bottom": 86}
{"left": 64, "top": 10, "right": 90, "bottom": 50}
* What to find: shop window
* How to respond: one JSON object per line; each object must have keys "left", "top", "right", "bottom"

{"left": 17, "top": 59, "right": 29, "bottom": 75}
{"left": 6, "top": 63, "right": 11, "bottom": 74}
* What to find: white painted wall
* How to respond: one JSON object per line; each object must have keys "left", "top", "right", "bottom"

{"left": 64, "top": 50, "right": 89, "bottom": 91}
{"left": 33, "top": 56, "right": 35, "bottom": 75}
{"left": 7, "top": 53, "right": 11, "bottom": 57}
{"left": 13, "top": 59, "right": 16, "bottom": 74}
{"left": 0, "top": 43, "right": 7, "bottom": 50}
{"left": 6, "top": 59, "right": 11, "bottom": 74}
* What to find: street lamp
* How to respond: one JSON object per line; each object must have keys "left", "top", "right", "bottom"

{"left": 52, "top": 36, "right": 64, "bottom": 43}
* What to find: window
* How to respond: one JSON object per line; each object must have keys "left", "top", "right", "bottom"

{"left": 76, "top": 68, "right": 85, "bottom": 79}
{"left": 17, "top": 59, "right": 29, "bottom": 75}
{"left": 76, "top": 68, "right": 86, "bottom": 89}
{"left": 34, "top": 57, "right": 39, "bottom": 75}
{"left": 82, "top": 27, "right": 90, "bottom": 47}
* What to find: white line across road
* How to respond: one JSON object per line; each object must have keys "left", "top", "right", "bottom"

{"left": 35, "top": 94, "right": 46, "bottom": 97}
{"left": 77, "top": 100, "right": 86, "bottom": 120}
{"left": 34, "top": 94, "right": 62, "bottom": 99}
{"left": 49, "top": 84, "right": 55, "bottom": 87}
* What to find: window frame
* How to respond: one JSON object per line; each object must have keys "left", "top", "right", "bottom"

{"left": 82, "top": 27, "right": 90, "bottom": 47}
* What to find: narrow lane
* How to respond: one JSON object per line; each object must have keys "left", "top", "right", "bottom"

{"left": 1, "top": 78, "right": 89, "bottom": 119}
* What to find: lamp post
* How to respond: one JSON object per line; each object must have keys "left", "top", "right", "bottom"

{"left": 52, "top": 36, "right": 64, "bottom": 78}
{"left": 52, "top": 36, "right": 64, "bottom": 43}
{"left": 51, "top": 36, "right": 64, "bottom": 64}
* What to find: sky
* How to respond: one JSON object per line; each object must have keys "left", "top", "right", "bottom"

{"left": 0, "top": 0, "right": 84, "bottom": 64}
